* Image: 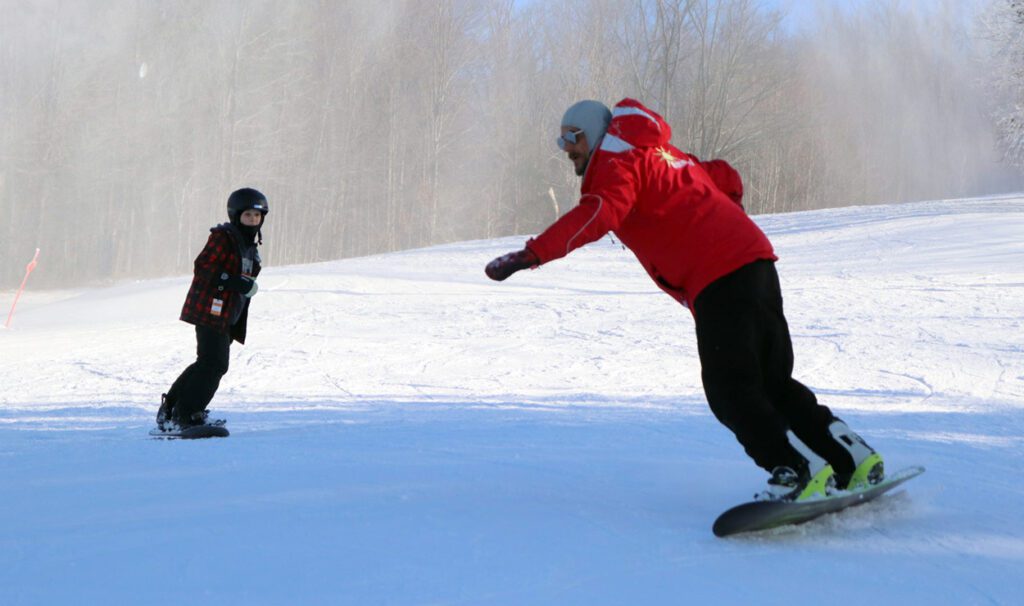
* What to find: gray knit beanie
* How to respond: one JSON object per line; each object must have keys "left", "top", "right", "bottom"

{"left": 561, "top": 100, "right": 612, "bottom": 153}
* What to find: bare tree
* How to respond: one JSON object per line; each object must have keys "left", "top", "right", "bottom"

{"left": 0, "top": 0, "right": 1020, "bottom": 289}
{"left": 621, "top": 0, "right": 698, "bottom": 118}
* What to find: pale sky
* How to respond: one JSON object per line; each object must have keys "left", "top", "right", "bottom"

{"left": 772, "top": 0, "right": 851, "bottom": 32}
{"left": 771, "top": 0, "right": 982, "bottom": 33}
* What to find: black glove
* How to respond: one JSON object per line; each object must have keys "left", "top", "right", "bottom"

{"left": 485, "top": 248, "right": 539, "bottom": 281}
{"left": 218, "top": 273, "right": 259, "bottom": 298}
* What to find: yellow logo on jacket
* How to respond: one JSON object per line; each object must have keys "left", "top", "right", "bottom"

{"left": 656, "top": 146, "right": 692, "bottom": 169}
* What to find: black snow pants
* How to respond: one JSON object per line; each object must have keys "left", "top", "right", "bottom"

{"left": 693, "top": 259, "right": 855, "bottom": 476}
{"left": 166, "top": 325, "right": 231, "bottom": 423}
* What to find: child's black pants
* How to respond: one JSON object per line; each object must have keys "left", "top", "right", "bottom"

{"left": 166, "top": 325, "right": 231, "bottom": 423}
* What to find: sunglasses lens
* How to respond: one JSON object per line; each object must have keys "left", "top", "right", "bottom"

{"left": 557, "top": 130, "right": 582, "bottom": 150}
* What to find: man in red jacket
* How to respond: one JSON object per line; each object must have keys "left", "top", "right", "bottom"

{"left": 485, "top": 99, "right": 884, "bottom": 501}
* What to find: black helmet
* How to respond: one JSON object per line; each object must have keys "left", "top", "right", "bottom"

{"left": 227, "top": 188, "right": 269, "bottom": 225}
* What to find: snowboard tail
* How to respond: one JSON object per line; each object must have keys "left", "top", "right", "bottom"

{"left": 712, "top": 465, "right": 925, "bottom": 537}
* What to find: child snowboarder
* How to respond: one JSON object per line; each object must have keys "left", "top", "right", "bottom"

{"left": 156, "top": 188, "right": 268, "bottom": 431}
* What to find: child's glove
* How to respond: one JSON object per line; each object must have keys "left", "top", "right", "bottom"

{"left": 485, "top": 248, "right": 539, "bottom": 281}
{"left": 218, "top": 273, "right": 259, "bottom": 298}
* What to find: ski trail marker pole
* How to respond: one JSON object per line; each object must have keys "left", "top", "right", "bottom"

{"left": 5, "top": 248, "right": 40, "bottom": 329}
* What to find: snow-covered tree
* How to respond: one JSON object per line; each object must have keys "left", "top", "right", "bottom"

{"left": 981, "top": 0, "right": 1024, "bottom": 167}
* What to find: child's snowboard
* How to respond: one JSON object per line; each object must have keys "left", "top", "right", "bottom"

{"left": 712, "top": 465, "right": 925, "bottom": 537}
{"left": 149, "top": 423, "right": 229, "bottom": 439}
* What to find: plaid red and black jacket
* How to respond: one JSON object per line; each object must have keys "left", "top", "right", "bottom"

{"left": 180, "top": 223, "right": 261, "bottom": 344}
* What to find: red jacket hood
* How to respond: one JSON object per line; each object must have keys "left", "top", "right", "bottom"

{"left": 604, "top": 98, "right": 672, "bottom": 149}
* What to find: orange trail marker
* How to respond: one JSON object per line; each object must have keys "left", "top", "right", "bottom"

{"left": 5, "top": 248, "right": 40, "bottom": 329}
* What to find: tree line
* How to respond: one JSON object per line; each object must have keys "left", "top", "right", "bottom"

{"left": 1, "top": 0, "right": 1021, "bottom": 288}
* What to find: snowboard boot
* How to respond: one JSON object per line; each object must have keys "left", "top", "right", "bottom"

{"left": 176, "top": 410, "right": 226, "bottom": 428}
{"left": 156, "top": 393, "right": 174, "bottom": 431}
{"left": 758, "top": 457, "right": 835, "bottom": 502}
{"left": 829, "top": 419, "right": 884, "bottom": 491}
{"left": 190, "top": 410, "right": 209, "bottom": 426}
{"left": 171, "top": 409, "right": 205, "bottom": 429}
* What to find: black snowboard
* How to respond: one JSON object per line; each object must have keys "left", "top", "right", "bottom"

{"left": 149, "top": 424, "right": 229, "bottom": 439}
{"left": 713, "top": 465, "right": 925, "bottom": 537}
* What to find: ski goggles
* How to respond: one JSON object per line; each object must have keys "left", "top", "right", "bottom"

{"left": 557, "top": 129, "right": 585, "bottom": 150}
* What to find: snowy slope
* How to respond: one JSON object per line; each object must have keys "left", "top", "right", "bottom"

{"left": 1, "top": 197, "right": 1023, "bottom": 605}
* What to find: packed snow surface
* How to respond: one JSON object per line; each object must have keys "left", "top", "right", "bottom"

{"left": 1, "top": 197, "right": 1023, "bottom": 604}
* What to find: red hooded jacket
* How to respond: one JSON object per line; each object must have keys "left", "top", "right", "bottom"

{"left": 526, "top": 98, "right": 775, "bottom": 310}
